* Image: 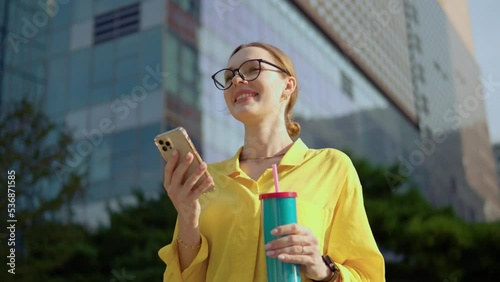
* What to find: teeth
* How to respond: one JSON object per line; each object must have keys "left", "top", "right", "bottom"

{"left": 236, "top": 93, "right": 256, "bottom": 101}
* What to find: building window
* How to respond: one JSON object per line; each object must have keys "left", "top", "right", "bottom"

{"left": 408, "top": 32, "right": 422, "bottom": 54}
{"left": 341, "top": 71, "right": 353, "bottom": 99}
{"left": 416, "top": 94, "right": 429, "bottom": 115}
{"left": 69, "top": 48, "right": 90, "bottom": 110}
{"left": 94, "top": 3, "right": 140, "bottom": 44}
{"left": 433, "top": 61, "right": 448, "bottom": 80}
{"left": 405, "top": 2, "right": 419, "bottom": 26}
{"left": 165, "top": 30, "right": 199, "bottom": 107}
{"left": 412, "top": 63, "right": 426, "bottom": 85}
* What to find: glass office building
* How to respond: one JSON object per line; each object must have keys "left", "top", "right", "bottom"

{"left": 406, "top": 0, "right": 499, "bottom": 220}
{"left": 290, "top": 0, "right": 417, "bottom": 125}
{"left": 446, "top": 17, "right": 500, "bottom": 220}
{"left": 1, "top": 0, "right": 497, "bottom": 224}
{"left": 404, "top": 0, "right": 483, "bottom": 220}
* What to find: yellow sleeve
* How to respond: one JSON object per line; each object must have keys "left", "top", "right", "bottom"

{"left": 327, "top": 161, "right": 385, "bottom": 282}
{"left": 158, "top": 220, "right": 209, "bottom": 282}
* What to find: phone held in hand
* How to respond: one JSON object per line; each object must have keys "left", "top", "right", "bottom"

{"left": 154, "top": 127, "right": 214, "bottom": 190}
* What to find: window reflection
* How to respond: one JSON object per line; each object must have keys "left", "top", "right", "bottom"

{"left": 116, "top": 55, "right": 139, "bottom": 78}
{"left": 89, "top": 136, "right": 111, "bottom": 183}
{"left": 46, "top": 57, "right": 68, "bottom": 114}
{"left": 92, "top": 41, "right": 114, "bottom": 84}
{"left": 142, "top": 27, "right": 162, "bottom": 70}
{"left": 91, "top": 84, "right": 113, "bottom": 105}
{"left": 117, "top": 33, "right": 140, "bottom": 58}
{"left": 50, "top": 30, "right": 69, "bottom": 56}
{"left": 165, "top": 30, "right": 199, "bottom": 107}
{"left": 69, "top": 49, "right": 90, "bottom": 110}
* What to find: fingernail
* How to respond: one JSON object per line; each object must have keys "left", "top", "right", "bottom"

{"left": 172, "top": 150, "right": 178, "bottom": 156}
{"left": 199, "top": 163, "right": 206, "bottom": 170}
{"left": 278, "top": 254, "right": 285, "bottom": 260}
{"left": 186, "top": 152, "right": 191, "bottom": 160}
{"left": 264, "top": 243, "right": 271, "bottom": 250}
{"left": 271, "top": 229, "right": 278, "bottom": 235}
{"left": 266, "top": 251, "right": 275, "bottom": 256}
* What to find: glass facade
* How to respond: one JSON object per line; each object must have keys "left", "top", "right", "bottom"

{"left": 445, "top": 14, "right": 500, "bottom": 219}
{"left": 403, "top": 0, "right": 483, "bottom": 220}
{"left": 404, "top": 0, "right": 500, "bottom": 220}
{"left": 2, "top": 0, "right": 496, "bottom": 224}
{"left": 1, "top": 0, "right": 167, "bottom": 227}
{"left": 290, "top": 0, "right": 417, "bottom": 124}
{"left": 1, "top": 0, "right": 47, "bottom": 107}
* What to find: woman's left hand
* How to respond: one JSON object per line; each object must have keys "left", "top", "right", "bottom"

{"left": 264, "top": 223, "right": 330, "bottom": 281}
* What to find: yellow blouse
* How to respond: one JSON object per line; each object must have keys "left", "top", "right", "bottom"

{"left": 159, "top": 138, "right": 385, "bottom": 281}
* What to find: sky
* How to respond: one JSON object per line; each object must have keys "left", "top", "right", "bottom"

{"left": 469, "top": 0, "right": 500, "bottom": 144}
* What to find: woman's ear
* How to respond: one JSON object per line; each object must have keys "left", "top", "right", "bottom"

{"left": 283, "top": 76, "right": 297, "bottom": 97}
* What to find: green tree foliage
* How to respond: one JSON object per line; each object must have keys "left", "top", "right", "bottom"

{"left": 0, "top": 98, "right": 84, "bottom": 228}
{"left": 91, "top": 190, "right": 178, "bottom": 281}
{"left": 0, "top": 98, "right": 178, "bottom": 281}
{"left": 0, "top": 98, "right": 88, "bottom": 281}
{"left": 15, "top": 222, "right": 100, "bottom": 282}
{"left": 351, "top": 154, "right": 500, "bottom": 282}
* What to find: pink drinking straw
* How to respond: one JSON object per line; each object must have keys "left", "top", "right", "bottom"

{"left": 271, "top": 164, "right": 280, "bottom": 193}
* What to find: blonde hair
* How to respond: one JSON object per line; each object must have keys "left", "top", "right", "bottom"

{"left": 230, "top": 42, "right": 301, "bottom": 139}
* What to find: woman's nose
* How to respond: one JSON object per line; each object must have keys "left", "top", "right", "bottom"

{"left": 232, "top": 71, "right": 245, "bottom": 85}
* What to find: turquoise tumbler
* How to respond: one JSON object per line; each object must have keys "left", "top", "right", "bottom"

{"left": 259, "top": 192, "right": 301, "bottom": 282}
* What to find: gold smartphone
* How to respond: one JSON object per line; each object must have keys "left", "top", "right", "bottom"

{"left": 154, "top": 127, "right": 213, "bottom": 189}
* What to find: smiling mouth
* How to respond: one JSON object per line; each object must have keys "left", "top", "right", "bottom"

{"left": 235, "top": 93, "right": 258, "bottom": 103}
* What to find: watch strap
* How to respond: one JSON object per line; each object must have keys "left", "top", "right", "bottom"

{"left": 312, "top": 255, "right": 340, "bottom": 282}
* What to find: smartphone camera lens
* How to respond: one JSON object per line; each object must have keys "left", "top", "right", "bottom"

{"left": 159, "top": 140, "right": 164, "bottom": 145}
{"left": 162, "top": 146, "right": 167, "bottom": 151}
{"left": 166, "top": 141, "right": 171, "bottom": 147}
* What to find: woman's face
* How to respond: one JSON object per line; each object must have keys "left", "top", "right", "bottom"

{"left": 223, "top": 47, "right": 293, "bottom": 123}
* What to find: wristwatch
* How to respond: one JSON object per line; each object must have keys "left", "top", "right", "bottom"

{"left": 312, "top": 255, "right": 340, "bottom": 282}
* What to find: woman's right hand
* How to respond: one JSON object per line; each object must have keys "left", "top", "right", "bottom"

{"left": 163, "top": 150, "right": 214, "bottom": 227}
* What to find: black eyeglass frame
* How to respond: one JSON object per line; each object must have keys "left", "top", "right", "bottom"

{"left": 211, "top": 59, "right": 291, "bottom": 90}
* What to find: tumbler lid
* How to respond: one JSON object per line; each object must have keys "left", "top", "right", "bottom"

{"left": 259, "top": 192, "right": 297, "bottom": 200}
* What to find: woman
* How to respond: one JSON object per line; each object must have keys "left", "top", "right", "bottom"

{"left": 159, "top": 42, "right": 385, "bottom": 281}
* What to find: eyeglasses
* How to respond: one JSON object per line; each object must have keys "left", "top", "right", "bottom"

{"left": 211, "top": 59, "right": 290, "bottom": 90}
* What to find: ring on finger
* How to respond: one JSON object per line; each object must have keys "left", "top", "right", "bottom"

{"left": 202, "top": 185, "right": 216, "bottom": 195}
